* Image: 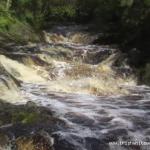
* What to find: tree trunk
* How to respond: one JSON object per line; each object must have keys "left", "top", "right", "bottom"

{"left": 6, "top": 0, "right": 11, "bottom": 10}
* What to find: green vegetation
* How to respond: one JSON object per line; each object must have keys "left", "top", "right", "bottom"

{"left": 0, "top": 1, "right": 39, "bottom": 43}
{"left": 0, "top": 0, "right": 149, "bottom": 46}
{"left": 12, "top": 112, "right": 39, "bottom": 124}
{"left": 0, "top": 0, "right": 76, "bottom": 43}
{"left": 77, "top": 0, "right": 150, "bottom": 49}
{"left": 50, "top": 5, "right": 76, "bottom": 22}
{"left": 0, "top": 100, "right": 54, "bottom": 125}
{"left": 0, "top": 101, "right": 39, "bottom": 125}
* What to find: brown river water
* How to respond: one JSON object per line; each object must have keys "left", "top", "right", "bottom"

{"left": 0, "top": 25, "right": 149, "bottom": 150}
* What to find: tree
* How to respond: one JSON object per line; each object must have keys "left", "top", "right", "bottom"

{"left": 6, "top": 0, "right": 11, "bottom": 10}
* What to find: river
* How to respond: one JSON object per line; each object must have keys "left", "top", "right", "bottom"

{"left": 0, "top": 25, "right": 150, "bottom": 150}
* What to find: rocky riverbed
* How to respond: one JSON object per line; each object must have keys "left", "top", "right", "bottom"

{"left": 0, "top": 25, "right": 149, "bottom": 150}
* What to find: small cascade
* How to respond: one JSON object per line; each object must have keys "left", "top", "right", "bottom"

{"left": 0, "top": 55, "right": 46, "bottom": 83}
{"left": 0, "top": 25, "right": 149, "bottom": 150}
{"left": 20, "top": 83, "right": 150, "bottom": 150}
{"left": 44, "top": 25, "right": 99, "bottom": 45}
{"left": 0, "top": 75, "right": 22, "bottom": 102}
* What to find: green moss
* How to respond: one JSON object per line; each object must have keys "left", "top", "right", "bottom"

{"left": 12, "top": 112, "right": 39, "bottom": 124}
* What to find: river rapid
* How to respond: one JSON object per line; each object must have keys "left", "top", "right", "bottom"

{"left": 0, "top": 25, "right": 150, "bottom": 150}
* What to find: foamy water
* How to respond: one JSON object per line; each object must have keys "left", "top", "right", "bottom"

{"left": 20, "top": 83, "right": 150, "bottom": 150}
{"left": 0, "top": 25, "right": 149, "bottom": 150}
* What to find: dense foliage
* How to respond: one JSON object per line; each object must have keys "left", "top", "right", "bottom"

{"left": 0, "top": 0, "right": 76, "bottom": 43}
{"left": 77, "top": 0, "right": 150, "bottom": 50}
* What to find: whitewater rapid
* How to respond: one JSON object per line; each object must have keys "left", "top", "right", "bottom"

{"left": 20, "top": 83, "right": 150, "bottom": 150}
{"left": 0, "top": 25, "right": 149, "bottom": 150}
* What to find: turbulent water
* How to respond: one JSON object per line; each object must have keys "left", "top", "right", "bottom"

{"left": 21, "top": 83, "right": 150, "bottom": 150}
{"left": 0, "top": 25, "right": 150, "bottom": 150}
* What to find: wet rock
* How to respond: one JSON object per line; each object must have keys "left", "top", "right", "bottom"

{"left": 0, "top": 133, "right": 11, "bottom": 149}
{"left": 102, "top": 128, "right": 128, "bottom": 143}
{"left": 16, "top": 131, "right": 54, "bottom": 150}
{"left": 26, "top": 101, "right": 37, "bottom": 108}
{"left": 53, "top": 136, "right": 77, "bottom": 150}
{"left": 130, "top": 116, "right": 149, "bottom": 130}
{"left": 65, "top": 112, "right": 95, "bottom": 126}
{"left": 0, "top": 99, "right": 66, "bottom": 136}
{"left": 96, "top": 116, "right": 113, "bottom": 125}
{"left": 85, "top": 137, "right": 109, "bottom": 150}
{"left": 38, "top": 131, "right": 54, "bottom": 147}
{"left": 144, "top": 129, "right": 150, "bottom": 135}
{"left": 109, "top": 128, "right": 128, "bottom": 136}
{"left": 97, "top": 109, "right": 108, "bottom": 115}
{"left": 16, "top": 137, "right": 35, "bottom": 150}
{"left": 0, "top": 100, "right": 48, "bottom": 125}
{"left": 53, "top": 133, "right": 83, "bottom": 150}
{"left": 122, "top": 95, "right": 143, "bottom": 101}
{"left": 116, "top": 67, "right": 133, "bottom": 78}
{"left": 85, "top": 49, "right": 113, "bottom": 64}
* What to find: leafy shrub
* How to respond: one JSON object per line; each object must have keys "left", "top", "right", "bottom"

{"left": 50, "top": 5, "right": 76, "bottom": 21}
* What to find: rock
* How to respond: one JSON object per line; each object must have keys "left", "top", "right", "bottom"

{"left": 0, "top": 100, "right": 66, "bottom": 149}
{"left": 65, "top": 112, "right": 95, "bottom": 127}
{"left": 85, "top": 137, "right": 109, "bottom": 150}
{"left": 0, "top": 131, "right": 14, "bottom": 150}
{"left": 38, "top": 131, "right": 54, "bottom": 147}
{"left": 16, "top": 137, "right": 35, "bottom": 150}
{"left": 53, "top": 133, "right": 80, "bottom": 150}
{"left": 102, "top": 128, "right": 128, "bottom": 143}
{"left": 0, "top": 133, "right": 9, "bottom": 146}
{"left": 16, "top": 131, "right": 54, "bottom": 150}
{"left": 26, "top": 101, "right": 37, "bottom": 108}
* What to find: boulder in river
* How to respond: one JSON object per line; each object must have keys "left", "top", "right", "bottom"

{"left": 16, "top": 131, "right": 54, "bottom": 150}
